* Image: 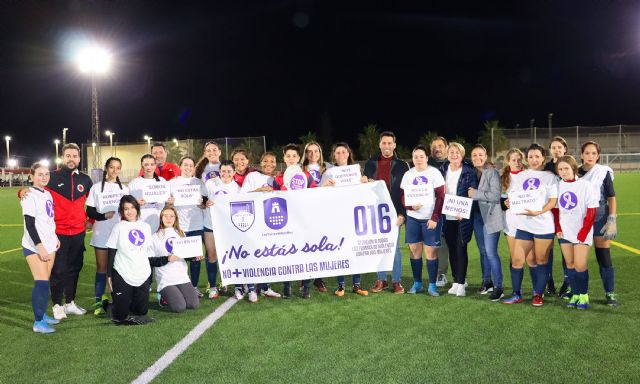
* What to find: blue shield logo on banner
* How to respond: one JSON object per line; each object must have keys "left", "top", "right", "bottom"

{"left": 230, "top": 201, "right": 255, "bottom": 232}
{"left": 264, "top": 197, "right": 288, "bottom": 230}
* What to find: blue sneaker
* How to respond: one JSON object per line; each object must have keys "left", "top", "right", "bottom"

{"left": 566, "top": 295, "right": 579, "bottom": 308}
{"left": 502, "top": 293, "right": 524, "bottom": 304}
{"left": 33, "top": 320, "right": 55, "bottom": 334}
{"left": 427, "top": 283, "right": 440, "bottom": 297}
{"left": 42, "top": 313, "right": 60, "bottom": 325}
{"left": 407, "top": 282, "right": 424, "bottom": 294}
{"left": 577, "top": 294, "right": 590, "bottom": 310}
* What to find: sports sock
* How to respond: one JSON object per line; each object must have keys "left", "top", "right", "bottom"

{"left": 206, "top": 261, "right": 218, "bottom": 288}
{"left": 410, "top": 258, "right": 423, "bottom": 283}
{"left": 567, "top": 268, "right": 576, "bottom": 294}
{"left": 189, "top": 259, "right": 201, "bottom": 287}
{"left": 511, "top": 267, "right": 523, "bottom": 295}
{"left": 536, "top": 262, "right": 548, "bottom": 296}
{"left": 427, "top": 259, "right": 438, "bottom": 284}
{"left": 95, "top": 272, "right": 107, "bottom": 302}
{"left": 529, "top": 265, "right": 538, "bottom": 294}
{"left": 32, "top": 280, "right": 50, "bottom": 322}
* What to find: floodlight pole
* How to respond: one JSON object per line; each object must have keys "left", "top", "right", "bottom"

{"left": 91, "top": 76, "right": 101, "bottom": 170}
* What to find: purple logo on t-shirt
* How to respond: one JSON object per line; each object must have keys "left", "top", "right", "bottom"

{"left": 264, "top": 197, "right": 288, "bottom": 230}
{"left": 128, "top": 229, "right": 145, "bottom": 246}
{"left": 522, "top": 178, "right": 541, "bottom": 191}
{"left": 165, "top": 237, "right": 176, "bottom": 253}
{"left": 412, "top": 176, "right": 428, "bottom": 185}
{"left": 205, "top": 171, "right": 219, "bottom": 181}
{"left": 45, "top": 200, "right": 54, "bottom": 218}
{"left": 214, "top": 190, "right": 228, "bottom": 196}
{"left": 560, "top": 191, "right": 578, "bottom": 210}
{"left": 309, "top": 169, "right": 321, "bottom": 183}
{"left": 290, "top": 174, "right": 306, "bottom": 190}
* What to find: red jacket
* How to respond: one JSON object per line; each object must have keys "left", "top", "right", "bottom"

{"left": 46, "top": 168, "right": 93, "bottom": 236}
{"left": 138, "top": 162, "right": 181, "bottom": 181}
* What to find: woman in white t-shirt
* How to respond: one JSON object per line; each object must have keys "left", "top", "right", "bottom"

{"left": 400, "top": 145, "right": 445, "bottom": 297}
{"left": 503, "top": 143, "right": 558, "bottom": 307}
{"left": 168, "top": 156, "right": 207, "bottom": 297}
{"left": 21, "top": 162, "right": 60, "bottom": 333}
{"left": 86, "top": 157, "right": 129, "bottom": 316}
{"left": 152, "top": 206, "right": 200, "bottom": 312}
{"left": 106, "top": 195, "right": 165, "bottom": 325}
{"left": 555, "top": 155, "right": 599, "bottom": 310}
{"left": 320, "top": 142, "right": 369, "bottom": 297}
{"left": 195, "top": 141, "right": 222, "bottom": 183}
{"left": 128, "top": 154, "right": 169, "bottom": 232}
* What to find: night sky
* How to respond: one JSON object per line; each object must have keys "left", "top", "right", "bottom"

{"left": 2, "top": 1, "right": 640, "bottom": 165}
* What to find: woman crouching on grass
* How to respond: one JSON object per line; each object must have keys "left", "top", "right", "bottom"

{"left": 554, "top": 156, "right": 598, "bottom": 310}
{"left": 21, "top": 162, "right": 60, "bottom": 333}
{"left": 107, "top": 195, "right": 173, "bottom": 325}
{"left": 152, "top": 207, "right": 200, "bottom": 312}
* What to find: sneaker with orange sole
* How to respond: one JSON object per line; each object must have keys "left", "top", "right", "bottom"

{"left": 353, "top": 285, "right": 369, "bottom": 296}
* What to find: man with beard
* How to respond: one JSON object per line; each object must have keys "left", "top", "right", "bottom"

{"left": 138, "top": 142, "right": 181, "bottom": 181}
{"left": 427, "top": 136, "right": 451, "bottom": 288}
{"left": 19, "top": 143, "right": 93, "bottom": 319}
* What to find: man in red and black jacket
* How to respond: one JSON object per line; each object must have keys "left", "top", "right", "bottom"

{"left": 20, "top": 143, "right": 92, "bottom": 318}
{"left": 363, "top": 131, "right": 410, "bottom": 294}
{"left": 138, "top": 142, "right": 181, "bottom": 180}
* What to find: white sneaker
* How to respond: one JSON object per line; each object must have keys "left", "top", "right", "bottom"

{"left": 456, "top": 284, "right": 466, "bottom": 297}
{"left": 448, "top": 283, "right": 459, "bottom": 295}
{"left": 207, "top": 287, "right": 219, "bottom": 299}
{"left": 464, "top": 279, "right": 468, "bottom": 288}
{"left": 53, "top": 304, "right": 67, "bottom": 320}
{"left": 234, "top": 288, "right": 245, "bottom": 300}
{"left": 263, "top": 288, "right": 282, "bottom": 298}
{"left": 64, "top": 301, "right": 87, "bottom": 315}
{"left": 436, "top": 274, "right": 448, "bottom": 287}
{"left": 248, "top": 291, "right": 258, "bottom": 303}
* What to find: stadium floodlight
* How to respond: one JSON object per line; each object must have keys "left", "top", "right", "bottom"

{"left": 7, "top": 158, "right": 17, "bottom": 168}
{"left": 76, "top": 46, "right": 112, "bottom": 74}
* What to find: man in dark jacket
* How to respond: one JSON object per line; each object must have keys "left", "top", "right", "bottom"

{"left": 364, "top": 131, "right": 409, "bottom": 294}
{"left": 428, "top": 136, "right": 451, "bottom": 287}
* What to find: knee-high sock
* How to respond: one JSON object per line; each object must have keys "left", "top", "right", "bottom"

{"left": 547, "top": 249, "right": 554, "bottom": 280}
{"left": 511, "top": 267, "right": 524, "bottom": 294}
{"left": 95, "top": 272, "right": 107, "bottom": 302}
{"left": 567, "top": 268, "right": 576, "bottom": 295}
{"left": 32, "top": 280, "right": 50, "bottom": 322}
{"left": 595, "top": 247, "right": 615, "bottom": 293}
{"left": 536, "top": 263, "right": 549, "bottom": 296}
{"left": 410, "top": 258, "right": 423, "bottom": 283}
{"left": 529, "top": 265, "right": 538, "bottom": 294}
{"left": 427, "top": 259, "right": 438, "bottom": 285}
{"left": 206, "top": 261, "right": 218, "bottom": 288}
{"left": 189, "top": 259, "right": 201, "bottom": 287}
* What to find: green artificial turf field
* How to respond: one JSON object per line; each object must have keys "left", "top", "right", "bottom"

{"left": 0, "top": 174, "right": 639, "bottom": 383}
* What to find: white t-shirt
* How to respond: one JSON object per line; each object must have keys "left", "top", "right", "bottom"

{"left": 240, "top": 172, "right": 273, "bottom": 194}
{"left": 21, "top": 187, "right": 58, "bottom": 254}
{"left": 127, "top": 176, "right": 168, "bottom": 232}
{"left": 201, "top": 163, "right": 221, "bottom": 183}
{"left": 400, "top": 166, "right": 445, "bottom": 221}
{"left": 86, "top": 182, "right": 129, "bottom": 248}
{"left": 512, "top": 170, "right": 559, "bottom": 234}
{"left": 106, "top": 220, "right": 153, "bottom": 287}
{"left": 445, "top": 167, "right": 462, "bottom": 220}
{"left": 204, "top": 178, "right": 241, "bottom": 229}
{"left": 557, "top": 178, "right": 599, "bottom": 245}
{"left": 169, "top": 176, "right": 207, "bottom": 232}
{"left": 151, "top": 228, "right": 191, "bottom": 292}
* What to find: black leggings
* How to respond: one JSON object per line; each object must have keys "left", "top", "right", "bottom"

{"left": 111, "top": 269, "right": 150, "bottom": 321}
{"left": 444, "top": 220, "right": 469, "bottom": 284}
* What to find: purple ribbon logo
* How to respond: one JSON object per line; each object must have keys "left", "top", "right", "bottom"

{"left": 412, "top": 176, "right": 428, "bottom": 185}
{"left": 522, "top": 178, "right": 540, "bottom": 191}
{"left": 230, "top": 201, "right": 255, "bottom": 232}
{"left": 205, "top": 170, "right": 219, "bottom": 181}
{"left": 560, "top": 191, "right": 578, "bottom": 210}
{"left": 309, "top": 169, "right": 321, "bottom": 184}
{"left": 128, "top": 229, "right": 145, "bottom": 246}
{"left": 165, "top": 237, "right": 176, "bottom": 253}
{"left": 45, "top": 200, "right": 54, "bottom": 218}
{"left": 264, "top": 197, "right": 288, "bottom": 230}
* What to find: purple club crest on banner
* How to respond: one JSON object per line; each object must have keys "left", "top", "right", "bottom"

{"left": 412, "top": 176, "right": 428, "bottom": 185}
{"left": 309, "top": 169, "right": 321, "bottom": 183}
{"left": 45, "top": 200, "right": 54, "bottom": 218}
{"left": 165, "top": 237, "right": 176, "bottom": 253}
{"left": 128, "top": 229, "right": 145, "bottom": 246}
{"left": 230, "top": 201, "right": 255, "bottom": 232}
{"left": 264, "top": 197, "right": 288, "bottom": 230}
{"left": 560, "top": 191, "right": 578, "bottom": 210}
{"left": 522, "top": 178, "right": 541, "bottom": 191}
{"left": 289, "top": 174, "right": 306, "bottom": 190}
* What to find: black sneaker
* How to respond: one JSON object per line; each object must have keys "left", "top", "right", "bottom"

{"left": 546, "top": 279, "right": 557, "bottom": 295}
{"left": 301, "top": 286, "right": 311, "bottom": 299}
{"left": 605, "top": 292, "right": 619, "bottom": 307}
{"left": 558, "top": 281, "right": 570, "bottom": 298}
{"left": 489, "top": 287, "right": 504, "bottom": 301}
{"left": 479, "top": 281, "right": 494, "bottom": 295}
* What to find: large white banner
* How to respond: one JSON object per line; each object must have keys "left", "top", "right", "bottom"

{"left": 211, "top": 181, "right": 399, "bottom": 285}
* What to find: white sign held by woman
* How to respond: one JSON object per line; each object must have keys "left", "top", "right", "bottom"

{"left": 441, "top": 194, "right": 472, "bottom": 219}
{"left": 142, "top": 182, "right": 170, "bottom": 203}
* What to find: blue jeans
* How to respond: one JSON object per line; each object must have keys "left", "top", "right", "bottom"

{"left": 473, "top": 213, "right": 491, "bottom": 283}
{"left": 474, "top": 216, "right": 503, "bottom": 288}
{"left": 377, "top": 228, "right": 403, "bottom": 283}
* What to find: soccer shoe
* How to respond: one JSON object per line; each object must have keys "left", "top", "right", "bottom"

{"left": 207, "top": 287, "right": 220, "bottom": 299}
{"left": 560, "top": 287, "right": 572, "bottom": 300}
{"left": 301, "top": 286, "right": 311, "bottom": 299}
{"left": 456, "top": 284, "right": 466, "bottom": 297}
{"left": 392, "top": 282, "right": 405, "bottom": 294}
{"left": 33, "top": 320, "right": 55, "bottom": 334}
{"left": 407, "top": 282, "right": 424, "bottom": 294}
{"left": 248, "top": 291, "right": 258, "bottom": 303}
{"left": 262, "top": 288, "right": 281, "bottom": 298}
{"left": 42, "top": 313, "right": 60, "bottom": 325}
{"left": 605, "top": 292, "right": 619, "bottom": 307}
{"left": 566, "top": 295, "right": 579, "bottom": 308}
{"left": 371, "top": 280, "right": 388, "bottom": 293}
{"left": 479, "top": 281, "right": 494, "bottom": 295}
{"left": 546, "top": 279, "right": 557, "bottom": 295}
{"left": 64, "top": 301, "right": 87, "bottom": 315}
{"left": 489, "top": 288, "right": 504, "bottom": 301}
{"left": 502, "top": 293, "right": 524, "bottom": 304}
{"left": 335, "top": 286, "right": 345, "bottom": 297}
{"left": 313, "top": 279, "right": 328, "bottom": 292}
{"left": 234, "top": 287, "right": 245, "bottom": 300}
{"left": 93, "top": 301, "right": 106, "bottom": 316}
{"left": 448, "top": 283, "right": 460, "bottom": 295}
{"left": 194, "top": 287, "right": 204, "bottom": 298}
{"left": 427, "top": 283, "right": 440, "bottom": 297}
{"left": 558, "top": 282, "right": 570, "bottom": 298}
{"left": 532, "top": 294, "right": 544, "bottom": 307}
{"left": 577, "top": 294, "right": 590, "bottom": 310}
{"left": 436, "top": 274, "right": 447, "bottom": 287}
{"left": 353, "top": 285, "right": 369, "bottom": 296}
